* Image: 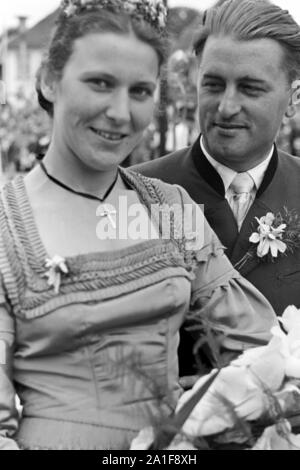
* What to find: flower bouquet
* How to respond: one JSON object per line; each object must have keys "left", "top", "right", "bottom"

{"left": 131, "top": 306, "right": 300, "bottom": 450}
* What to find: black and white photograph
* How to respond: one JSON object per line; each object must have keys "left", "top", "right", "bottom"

{"left": 0, "top": 0, "right": 300, "bottom": 452}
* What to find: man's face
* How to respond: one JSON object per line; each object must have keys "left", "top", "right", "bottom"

{"left": 198, "top": 36, "right": 291, "bottom": 171}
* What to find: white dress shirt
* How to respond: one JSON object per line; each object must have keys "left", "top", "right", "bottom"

{"left": 200, "top": 136, "right": 274, "bottom": 210}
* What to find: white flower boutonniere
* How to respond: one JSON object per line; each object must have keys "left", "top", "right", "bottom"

{"left": 235, "top": 208, "right": 300, "bottom": 270}
{"left": 249, "top": 212, "right": 287, "bottom": 258}
{"left": 44, "top": 255, "right": 69, "bottom": 294}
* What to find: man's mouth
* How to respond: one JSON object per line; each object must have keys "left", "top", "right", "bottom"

{"left": 214, "top": 122, "right": 246, "bottom": 130}
{"left": 90, "top": 127, "right": 128, "bottom": 141}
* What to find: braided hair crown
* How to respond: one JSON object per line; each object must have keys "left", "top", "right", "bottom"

{"left": 60, "top": 0, "right": 168, "bottom": 32}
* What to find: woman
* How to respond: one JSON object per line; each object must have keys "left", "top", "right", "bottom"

{"left": 0, "top": 0, "right": 276, "bottom": 450}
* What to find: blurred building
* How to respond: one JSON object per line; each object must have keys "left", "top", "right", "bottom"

{"left": 0, "top": 10, "right": 59, "bottom": 100}
{"left": 0, "top": 6, "right": 202, "bottom": 101}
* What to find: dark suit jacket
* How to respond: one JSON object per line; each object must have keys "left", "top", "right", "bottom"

{"left": 132, "top": 136, "right": 300, "bottom": 374}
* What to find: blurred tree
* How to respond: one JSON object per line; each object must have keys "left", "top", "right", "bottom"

{"left": 158, "top": 0, "right": 169, "bottom": 157}
{"left": 158, "top": 5, "right": 202, "bottom": 156}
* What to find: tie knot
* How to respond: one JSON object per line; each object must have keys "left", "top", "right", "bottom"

{"left": 230, "top": 172, "right": 254, "bottom": 194}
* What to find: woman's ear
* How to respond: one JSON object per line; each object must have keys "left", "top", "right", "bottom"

{"left": 39, "top": 68, "right": 58, "bottom": 104}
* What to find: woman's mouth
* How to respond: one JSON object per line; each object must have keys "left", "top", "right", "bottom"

{"left": 90, "top": 127, "right": 127, "bottom": 142}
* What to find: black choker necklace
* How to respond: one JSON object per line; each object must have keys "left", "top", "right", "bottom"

{"left": 39, "top": 161, "right": 119, "bottom": 203}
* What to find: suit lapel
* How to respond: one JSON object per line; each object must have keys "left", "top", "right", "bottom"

{"left": 191, "top": 137, "right": 225, "bottom": 196}
{"left": 205, "top": 202, "right": 239, "bottom": 257}
{"left": 191, "top": 138, "right": 239, "bottom": 255}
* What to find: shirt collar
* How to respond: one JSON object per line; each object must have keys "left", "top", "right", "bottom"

{"left": 200, "top": 136, "right": 274, "bottom": 192}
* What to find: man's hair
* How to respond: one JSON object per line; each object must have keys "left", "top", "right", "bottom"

{"left": 193, "top": 0, "right": 300, "bottom": 84}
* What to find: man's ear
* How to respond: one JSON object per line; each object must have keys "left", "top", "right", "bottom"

{"left": 39, "top": 68, "right": 58, "bottom": 104}
{"left": 285, "top": 91, "right": 296, "bottom": 119}
{"left": 285, "top": 104, "right": 296, "bottom": 119}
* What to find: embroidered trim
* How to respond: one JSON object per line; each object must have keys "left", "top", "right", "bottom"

{"left": 0, "top": 168, "right": 196, "bottom": 319}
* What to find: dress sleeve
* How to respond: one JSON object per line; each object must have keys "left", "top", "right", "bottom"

{"left": 0, "top": 287, "right": 20, "bottom": 449}
{"left": 176, "top": 186, "right": 278, "bottom": 351}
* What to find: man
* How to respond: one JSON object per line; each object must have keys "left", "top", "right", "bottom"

{"left": 132, "top": 0, "right": 300, "bottom": 374}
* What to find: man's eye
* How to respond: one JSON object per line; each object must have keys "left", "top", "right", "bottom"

{"left": 131, "top": 87, "right": 153, "bottom": 100}
{"left": 241, "top": 85, "right": 263, "bottom": 96}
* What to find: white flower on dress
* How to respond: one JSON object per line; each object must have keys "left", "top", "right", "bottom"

{"left": 249, "top": 212, "right": 287, "bottom": 258}
{"left": 63, "top": 3, "right": 78, "bottom": 16}
{"left": 44, "top": 255, "right": 69, "bottom": 294}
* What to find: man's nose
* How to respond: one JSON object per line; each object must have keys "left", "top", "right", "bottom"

{"left": 218, "top": 88, "right": 241, "bottom": 118}
{"left": 105, "top": 89, "right": 131, "bottom": 124}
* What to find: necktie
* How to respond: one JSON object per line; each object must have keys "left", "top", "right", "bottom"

{"left": 229, "top": 172, "right": 255, "bottom": 230}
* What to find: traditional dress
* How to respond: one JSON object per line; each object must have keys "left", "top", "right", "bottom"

{"left": 0, "top": 168, "right": 276, "bottom": 449}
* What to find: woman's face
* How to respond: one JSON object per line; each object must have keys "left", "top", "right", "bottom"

{"left": 48, "top": 32, "right": 159, "bottom": 171}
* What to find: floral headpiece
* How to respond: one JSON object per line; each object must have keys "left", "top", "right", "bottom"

{"left": 60, "top": 0, "right": 168, "bottom": 31}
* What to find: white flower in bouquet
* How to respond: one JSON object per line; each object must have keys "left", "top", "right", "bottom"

{"left": 252, "top": 421, "right": 300, "bottom": 450}
{"left": 272, "top": 305, "right": 300, "bottom": 379}
{"left": 176, "top": 305, "right": 300, "bottom": 442}
{"left": 176, "top": 366, "right": 279, "bottom": 437}
{"left": 131, "top": 306, "right": 300, "bottom": 450}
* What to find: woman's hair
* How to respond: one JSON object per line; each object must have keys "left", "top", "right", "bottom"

{"left": 36, "top": 7, "right": 168, "bottom": 116}
{"left": 193, "top": 0, "right": 300, "bottom": 84}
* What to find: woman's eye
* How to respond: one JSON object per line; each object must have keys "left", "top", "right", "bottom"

{"left": 88, "top": 79, "right": 111, "bottom": 90}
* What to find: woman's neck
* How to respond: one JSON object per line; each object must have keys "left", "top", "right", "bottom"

{"left": 42, "top": 141, "right": 119, "bottom": 196}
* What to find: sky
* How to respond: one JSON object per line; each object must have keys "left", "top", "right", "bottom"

{"left": 1, "top": 0, "right": 300, "bottom": 33}
{"left": 0, "top": 0, "right": 213, "bottom": 32}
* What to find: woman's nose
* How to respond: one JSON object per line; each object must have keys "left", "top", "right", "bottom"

{"left": 105, "top": 89, "right": 131, "bottom": 124}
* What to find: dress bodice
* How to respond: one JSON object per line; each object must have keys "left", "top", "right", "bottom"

{"left": 14, "top": 272, "right": 190, "bottom": 450}
{"left": 0, "top": 170, "right": 194, "bottom": 449}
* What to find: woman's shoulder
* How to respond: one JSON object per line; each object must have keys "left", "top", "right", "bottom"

{"left": 0, "top": 171, "right": 27, "bottom": 192}
{"left": 122, "top": 167, "right": 209, "bottom": 254}
{"left": 122, "top": 166, "right": 194, "bottom": 207}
